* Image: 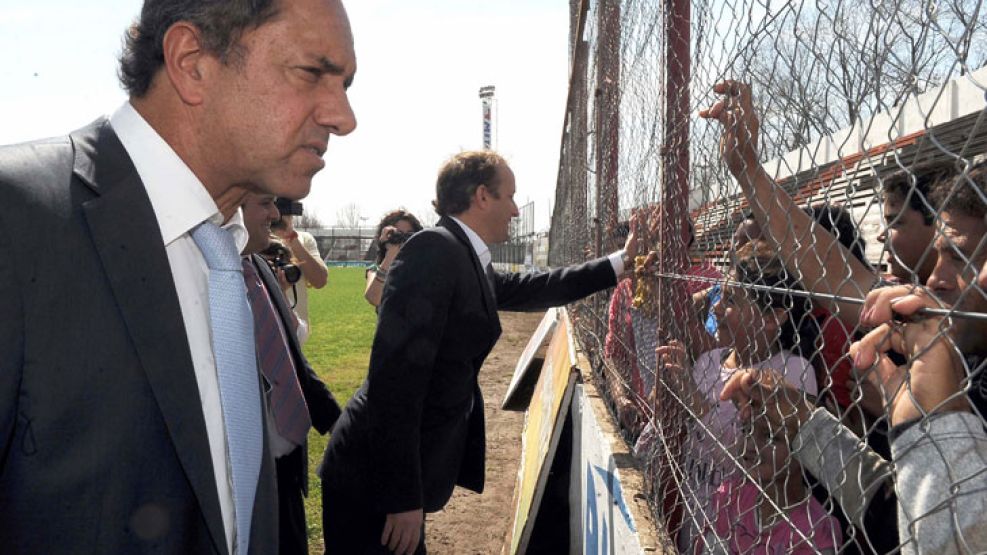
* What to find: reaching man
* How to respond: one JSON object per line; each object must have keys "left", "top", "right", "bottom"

{"left": 319, "top": 150, "right": 641, "bottom": 554}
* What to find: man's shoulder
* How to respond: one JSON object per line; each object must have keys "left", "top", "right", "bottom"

{"left": 405, "top": 225, "right": 463, "bottom": 251}
{"left": 0, "top": 135, "right": 74, "bottom": 184}
{"left": 394, "top": 226, "right": 471, "bottom": 273}
{"left": 0, "top": 118, "right": 109, "bottom": 196}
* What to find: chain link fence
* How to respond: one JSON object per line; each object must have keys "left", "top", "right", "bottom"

{"left": 551, "top": 0, "right": 987, "bottom": 552}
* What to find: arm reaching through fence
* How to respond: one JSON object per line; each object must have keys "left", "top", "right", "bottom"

{"left": 699, "top": 81, "right": 876, "bottom": 327}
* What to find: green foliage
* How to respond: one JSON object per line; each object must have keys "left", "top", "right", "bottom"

{"left": 300, "top": 267, "right": 377, "bottom": 550}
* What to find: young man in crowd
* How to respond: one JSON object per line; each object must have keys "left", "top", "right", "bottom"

{"left": 876, "top": 163, "right": 954, "bottom": 284}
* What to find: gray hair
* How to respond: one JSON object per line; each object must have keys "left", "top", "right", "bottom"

{"left": 118, "top": 0, "right": 281, "bottom": 97}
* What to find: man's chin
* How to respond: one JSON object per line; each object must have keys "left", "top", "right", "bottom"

{"left": 268, "top": 179, "right": 313, "bottom": 201}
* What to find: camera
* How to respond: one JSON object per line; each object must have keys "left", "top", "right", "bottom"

{"left": 274, "top": 198, "right": 304, "bottom": 216}
{"left": 385, "top": 231, "right": 413, "bottom": 246}
{"left": 272, "top": 198, "right": 303, "bottom": 231}
{"left": 259, "top": 242, "right": 302, "bottom": 284}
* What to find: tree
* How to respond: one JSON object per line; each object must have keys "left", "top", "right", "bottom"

{"left": 416, "top": 204, "right": 439, "bottom": 228}
{"left": 335, "top": 202, "right": 361, "bottom": 228}
{"left": 297, "top": 209, "right": 326, "bottom": 229}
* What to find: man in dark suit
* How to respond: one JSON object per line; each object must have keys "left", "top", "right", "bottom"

{"left": 320, "top": 150, "right": 640, "bottom": 554}
{"left": 241, "top": 193, "right": 342, "bottom": 554}
{"left": 0, "top": 0, "right": 356, "bottom": 553}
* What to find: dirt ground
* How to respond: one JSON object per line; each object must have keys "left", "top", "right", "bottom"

{"left": 425, "top": 311, "right": 545, "bottom": 555}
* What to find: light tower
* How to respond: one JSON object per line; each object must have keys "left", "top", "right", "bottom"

{"left": 478, "top": 85, "right": 496, "bottom": 150}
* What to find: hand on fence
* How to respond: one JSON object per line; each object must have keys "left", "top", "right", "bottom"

{"left": 656, "top": 340, "right": 693, "bottom": 394}
{"left": 699, "top": 80, "right": 761, "bottom": 179}
{"left": 850, "top": 285, "right": 969, "bottom": 426}
{"left": 720, "top": 368, "right": 813, "bottom": 443}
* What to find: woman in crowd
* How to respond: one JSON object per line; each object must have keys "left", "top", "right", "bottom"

{"left": 701, "top": 411, "right": 841, "bottom": 554}
{"left": 658, "top": 241, "right": 819, "bottom": 550}
{"left": 364, "top": 209, "right": 423, "bottom": 308}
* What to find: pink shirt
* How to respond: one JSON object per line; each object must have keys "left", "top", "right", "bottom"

{"left": 678, "top": 348, "right": 817, "bottom": 550}
{"left": 703, "top": 479, "right": 840, "bottom": 554}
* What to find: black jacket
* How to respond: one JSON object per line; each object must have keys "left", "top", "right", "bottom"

{"left": 0, "top": 119, "right": 278, "bottom": 554}
{"left": 320, "top": 216, "right": 617, "bottom": 514}
{"left": 248, "top": 254, "right": 341, "bottom": 492}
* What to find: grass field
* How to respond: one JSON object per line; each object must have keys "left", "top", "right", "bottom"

{"left": 299, "top": 266, "right": 378, "bottom": 551}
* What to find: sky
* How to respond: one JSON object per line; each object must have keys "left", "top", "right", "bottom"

{"left": 0, "top": 0, "right": 571, "bottom": 230}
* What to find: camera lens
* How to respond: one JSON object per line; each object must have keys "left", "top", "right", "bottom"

{"left": 387, "top": 231, "right": 411, "bottom": 245}
{"left": 283, "top": 264, "right": 302, "bottom": 284}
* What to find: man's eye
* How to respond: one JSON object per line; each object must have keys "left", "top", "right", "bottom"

{"left": 297, "top": 67, "right": 321, "bottom": 80}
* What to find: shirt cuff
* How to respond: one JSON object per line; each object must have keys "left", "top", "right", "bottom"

{"left": 608, "top": 250, "right": 627, "bottom": 277}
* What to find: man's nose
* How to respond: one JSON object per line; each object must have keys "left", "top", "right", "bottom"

{"left": 315, "top": 86, "right": 357, "bottom": 137}
{"left": 926, "top": 263, "right": 954, "bottom": 293}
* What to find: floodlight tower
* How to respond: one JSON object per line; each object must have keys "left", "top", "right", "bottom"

{"left": 478, "top": 85, "right": 497, "bottom": 150}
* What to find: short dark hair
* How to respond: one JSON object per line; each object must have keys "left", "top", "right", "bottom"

{"left": 880, "top": 161, "right": 955, "bottom": 225}
{"left": 374, "top": 209, "right": 423, "bottom": 264}
{"left": 433, "top": 150, "right": 507, "bottom": 217}
{"left": 119, "top": 0, "right": 282, "bottom": 97}
{"left": 930, "top": 160, "right": 987, "bottom": 220}
{"left": 802, "top": 204, "right": 866, "bottom": 264}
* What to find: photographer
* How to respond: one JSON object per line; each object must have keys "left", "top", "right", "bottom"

{"left": 272, "top": 198, "right": 329, "bottom": 345}
{"left": 365, "top": 209, "right": 424, "bottom": 308}
{"left": 241, "top": 193, "right": 341, "bottom": 555}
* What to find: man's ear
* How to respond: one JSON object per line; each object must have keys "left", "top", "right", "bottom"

{"left": 473, "top": 184, "right": 490, "bottom": 210}
{"left": 161, "top": 22, "right": 211, "bottom": 106}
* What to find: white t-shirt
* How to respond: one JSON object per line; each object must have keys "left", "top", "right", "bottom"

{"left": 679, "top": 347, "right": 817, "bottom": 549}
{"left": 286, "top": 230, "right": 322, "bottom": 345}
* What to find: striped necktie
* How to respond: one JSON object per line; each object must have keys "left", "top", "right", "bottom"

{"left": 241, "top": 259, "right": 311, "bottom": 446}
{"left": 191, "top": 222, "right": 263, "bottom": 555}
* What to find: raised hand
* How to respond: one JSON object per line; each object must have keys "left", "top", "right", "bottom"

{"left": 698, "top": 80, "right": 761, "bottom": 179}
{"left": 656, "top": 340, "right": 693, "bottom": 394}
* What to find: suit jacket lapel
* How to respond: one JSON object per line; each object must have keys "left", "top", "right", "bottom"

{"left": 439, "top": 217, "right": 497, "bottom": 321}
{"left": 73, "top": 121, "right": 228, "bottom": 555}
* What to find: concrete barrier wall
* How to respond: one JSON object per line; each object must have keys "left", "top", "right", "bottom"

{"left": 569, "top": 352, "right": 672, "bottom": 553}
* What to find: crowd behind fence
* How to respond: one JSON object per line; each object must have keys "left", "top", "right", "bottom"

{"left": 550, "top": 0, "right": 987, "bottom": 552}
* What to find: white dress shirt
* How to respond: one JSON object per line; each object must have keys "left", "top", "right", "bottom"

{"left": 111, "top": 102, "right": 243, "bottom": 554}
{"left": 450, "top": 216, "right": 492, "bottom": 269}
{"left": 448, "top": 215, "right": 626, "bottom": 277}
